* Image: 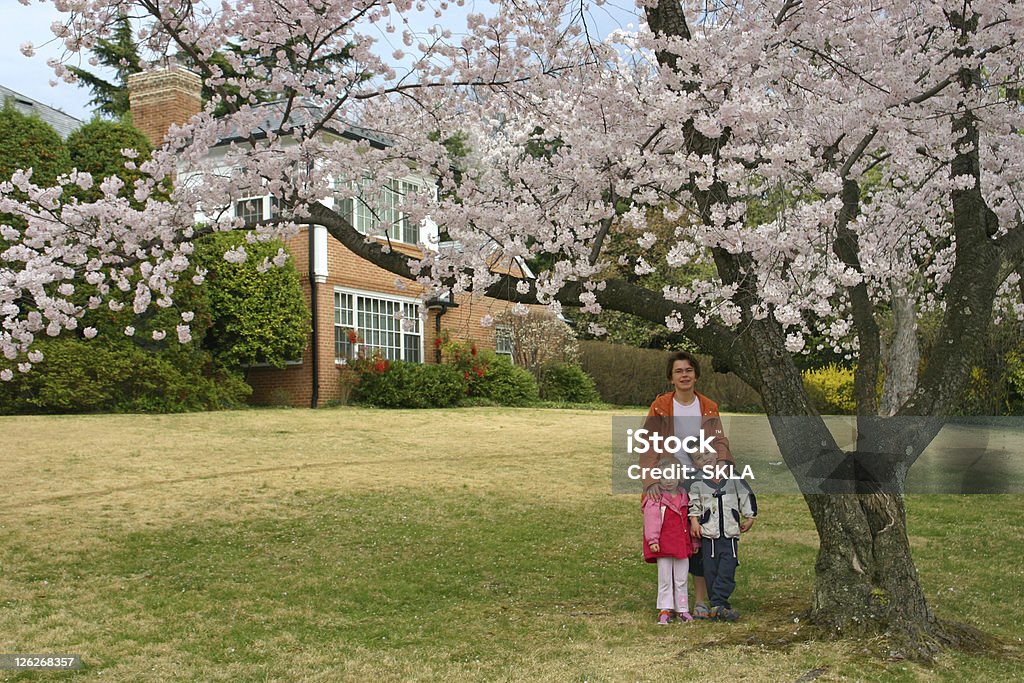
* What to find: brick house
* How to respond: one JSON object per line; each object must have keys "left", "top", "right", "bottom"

{"left": 127, "top": 67, "right": 537, "bottom": 407}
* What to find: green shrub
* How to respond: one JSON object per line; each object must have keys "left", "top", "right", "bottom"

{"left": 352, "top": 359, "right": 466, "bottom": 408}
{"left": 0, "top": 99, "right": 71, "bottom": 188}
{"left": 194, "top": 231, "right": 310, "bottom": 369}
{"left": 351, "top": 335, "right": 547, "bottom": 409}
{"left": 802, "top": 364, "right": 856, "bottom": 415}
{"left": 535, "top": 362, "right": 601, "bottom": 403}
{"left": 438, "top": 339, "right": 539, "bottom": 407}
{"left": 415, "top": 363, "right": 468, "bottom": 408}
{"left": 473, "top": 354, "right": 539, "bottom": 406}
{"left": 66, "top": 118, "right": 154, "bottom": 204}
{"left": 0, "top": 338, "right": 250, "bottom": 414}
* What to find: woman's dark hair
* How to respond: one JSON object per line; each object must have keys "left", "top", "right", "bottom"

{"left": 666, "top": 351, "right": 701, "bottom": 380}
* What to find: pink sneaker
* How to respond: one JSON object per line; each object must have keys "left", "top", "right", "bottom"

{"left": 676, "top": 611, "right": 694, "bottom": 622}
{"left": 657, "top": 610, "right": 673, "bottom": 625}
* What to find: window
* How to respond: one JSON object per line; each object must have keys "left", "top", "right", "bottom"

{"left": 234, "top": 196, "right": 279, "bottom": 225}
{"left": 334, "top": 292, "right": 355, "bottom": 358}
{"left": 235, "top": 198, "right": 264, "bottom": 225}
{"left": 335, "top": 289, "right": 422, "bottom": 362}
{"left": 335, "top": 177, "right": 423, "bottom": 245}
{"left": 495, "top": 324, "right": 514, "bottom": 357}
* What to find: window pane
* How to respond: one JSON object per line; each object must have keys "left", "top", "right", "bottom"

{"left": 495, "top": 324, "right": 513, "bottom": 355}
{"left": 335, "top": 326, "right": 354, "bottom": 359}
{"left": 235, "top": 198, "right": 263, "bottom": 225}
{"left": 404, "top": 334, "right": 421, "bottom": 363}
{"left": 400, "top": 181, "right": 420, "bottom": 244}
{"left": 334, "top": 292, "right": 356, "bottom": 359}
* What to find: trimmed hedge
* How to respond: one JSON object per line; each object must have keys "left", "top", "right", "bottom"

{"left": 578, "top": 340, "right": 762, "bottom": 410}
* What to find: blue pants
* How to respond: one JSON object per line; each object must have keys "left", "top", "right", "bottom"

{"left": 701, "top": 537, "right": 738, "bottom": 609}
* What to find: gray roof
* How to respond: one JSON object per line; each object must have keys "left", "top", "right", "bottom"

{"left": 0, "top": 85, "right": 83, "bottom": 140}
{"left": 215, "top": 99, "right": 392, "bottom": 149}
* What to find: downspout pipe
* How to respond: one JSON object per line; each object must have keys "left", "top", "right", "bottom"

{"left": 426, "top": 293, "right": 458, "bottom": 363}
{"left": 308, "top": 225, "right": 319, "bottom": 408}
{"left": 433, "top": 303, "right": 448, "bottom": 364}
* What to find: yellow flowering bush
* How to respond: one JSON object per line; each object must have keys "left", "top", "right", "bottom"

{"left": 802, "top": 364, "right": 857, "bottom": 415}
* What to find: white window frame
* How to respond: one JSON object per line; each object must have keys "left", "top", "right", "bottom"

{"left": 334, "top": 176, "right": 428, "bottom": 246}
{"left": 495, "top": 323, "right": 514, "bottom": 358}
{"left": 334, "top": 286, "right": 424, "bottom": 363}
{"left": 234, "top": 195, "right": 279, "bottom": 225}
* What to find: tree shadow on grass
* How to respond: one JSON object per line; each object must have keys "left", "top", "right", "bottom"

{"left": 685, "top": 596, "right": 1018, "bottom": 666}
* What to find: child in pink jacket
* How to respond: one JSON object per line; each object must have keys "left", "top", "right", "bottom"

{"left": 642, "top": 456, "right": 695, "bottom": 624}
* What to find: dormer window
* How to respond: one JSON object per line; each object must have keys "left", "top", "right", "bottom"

{"left": 336, "top": 177, "right": 425, "bottom": 246}
{"left": 234, "top": 196, "right": 279, "bottom": 226}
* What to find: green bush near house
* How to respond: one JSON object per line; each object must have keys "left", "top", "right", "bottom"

{"left": 472, "top": 354, "right": 539, "bottom": 406}
{"left": 193, "top": 231, "right": 310, "bottom": 369}
{"left": 535, "top": 362, "right": 600, "bottom": 403}
{"left": 352, "top": 360, "right": 467, "bottom": 408}
{"left": 436, "top": 339, "right": 540, "bottom": 407}
{"left": 0, "top": 338, "right": 250, "bottom": 414}
{"left": 0, "top": 99, "right": 72, "bottom": 189}
{"left": 351, "top": 351, "right": 539, "bottom": 409}
{"left": 802, "top": 364, "right": 856, "bottom": 415}
{"left": 65, "top": 118, "right": 155, "bottom": 204}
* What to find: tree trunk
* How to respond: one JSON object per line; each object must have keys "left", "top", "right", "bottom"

{"left": 881, "top": 292, "right": 920, "bottom": 416}
{"left": 804, "top": 493, "right": 945, "bottom": 656}
{"left": 766, "top": 411, "right": 987, "bottom": 659}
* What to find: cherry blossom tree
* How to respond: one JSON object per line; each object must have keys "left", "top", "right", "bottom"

{"left": 5, "top": 0, "right": 1023, "bottom": 656}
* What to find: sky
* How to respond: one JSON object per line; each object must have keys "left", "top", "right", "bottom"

{"left": 0, "top": 2, "right": 98, "bottom": 120}
{"left": 0, "top": 1, "right": 639, "bottom": 123}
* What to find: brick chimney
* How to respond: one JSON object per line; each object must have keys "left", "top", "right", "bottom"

{"left": 127, "top": 66, "right": 202, "bottom": 147}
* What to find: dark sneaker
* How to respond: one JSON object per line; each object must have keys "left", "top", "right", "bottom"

{"left": 711, "top": 606, "right": 740, "bottom": 622}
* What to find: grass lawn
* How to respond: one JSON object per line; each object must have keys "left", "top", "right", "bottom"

{"left": 1, "top": 407, "right": 1022, "bottom": 681}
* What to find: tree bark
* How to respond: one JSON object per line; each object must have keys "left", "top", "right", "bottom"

{"left": 881, "top": 292, "right": 920, "bottom": 416}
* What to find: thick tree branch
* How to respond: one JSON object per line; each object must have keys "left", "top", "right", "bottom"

{"left": 900, "top": 50, "right": 1002, "bottom": 417}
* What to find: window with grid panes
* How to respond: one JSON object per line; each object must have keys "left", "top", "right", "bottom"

{"left": 334, "top": 290, "right": 422, "bottom": 362}
{"left": 334, "top": 292, "right": 355, "bottom": 359}
{"left": 495, "top": 324, "right": 514, "bottom": 357}
{"left": 235, "top": 198, "right": 263, "bottom": 225}
{"left": 234, "top": 196, "right": 279, "bottom": 225}
{"left": 335, "top": 177, "right": 422, "bottom": 245}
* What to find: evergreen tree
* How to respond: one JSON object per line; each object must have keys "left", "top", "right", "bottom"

{"left": 67, "top": 16, "right": 142, "bottom": 118}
